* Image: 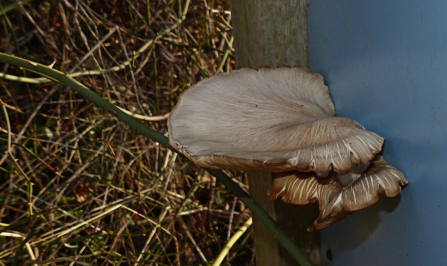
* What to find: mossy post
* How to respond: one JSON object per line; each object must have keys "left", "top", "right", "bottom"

{"left": 230, "top": 1, "right": 321, "bottom": 265}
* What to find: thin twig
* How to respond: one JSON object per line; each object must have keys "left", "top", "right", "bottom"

{"left": 212, "top": 217, "right": 253, "bottom": 266}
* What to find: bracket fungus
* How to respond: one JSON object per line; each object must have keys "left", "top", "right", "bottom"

{"left": 168, "top": 66, "right": 408, "bottom": 230}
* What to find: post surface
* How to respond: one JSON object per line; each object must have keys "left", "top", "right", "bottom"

{"left": 231, "top": 1, "right": 321, "bottom": 265}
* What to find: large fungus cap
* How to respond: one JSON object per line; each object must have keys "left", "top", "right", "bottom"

{"left": 169, "top": 67, "right": 384, "bottom": 176}
{"left": 267, "top": 155, "right": 408, "bottom": 231}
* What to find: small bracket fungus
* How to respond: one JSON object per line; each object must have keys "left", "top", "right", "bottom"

{"left": 268, "top": 155, "right": 407, "bottom": 231}
{"left": 168, "top": 67, "right": 408, "bottom": 230}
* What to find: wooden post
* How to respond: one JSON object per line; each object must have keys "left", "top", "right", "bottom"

{"left": 230, "top": 1, "right": 321, "bottom": 265}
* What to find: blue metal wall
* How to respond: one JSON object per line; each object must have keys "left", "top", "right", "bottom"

{"left": 307, "top": 1, "right": 447, "bottom": 265}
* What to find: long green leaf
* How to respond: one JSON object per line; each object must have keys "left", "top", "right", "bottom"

{"left": 0, "top": 52, "right": 315, "bottom": 266}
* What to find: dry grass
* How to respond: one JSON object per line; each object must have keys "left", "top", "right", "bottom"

{"left": 0, "top": 0, "right": 254, "bottom": 265}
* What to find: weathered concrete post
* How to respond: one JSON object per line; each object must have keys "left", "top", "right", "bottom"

{"left": 230, "top": 1, "right": 321, "bottom": 265}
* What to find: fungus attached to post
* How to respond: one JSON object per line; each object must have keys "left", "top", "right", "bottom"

{"left": 268, "top": 155, "right": 408, "bottom": 231}
{"left": 168, "top": 66, "right": 408, "bottom": 230}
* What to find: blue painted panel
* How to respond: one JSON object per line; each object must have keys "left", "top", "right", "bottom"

{"left": 307, "top": 1, "right": 447, "bottom": 265}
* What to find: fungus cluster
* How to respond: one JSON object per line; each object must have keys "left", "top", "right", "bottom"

{"left": 168, "top": 67, "right": 408, "bottom": 231}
